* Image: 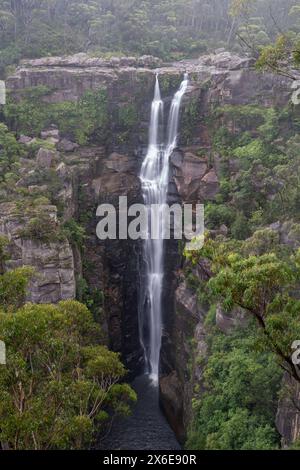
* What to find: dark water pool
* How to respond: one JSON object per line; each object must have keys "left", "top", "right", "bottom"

{"left": 100, "top": 375, "right": 181, "bottom": 450}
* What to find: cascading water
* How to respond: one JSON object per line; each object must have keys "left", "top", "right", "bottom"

{"left": 139, "top": 73, "right": 189, "bottom": 384}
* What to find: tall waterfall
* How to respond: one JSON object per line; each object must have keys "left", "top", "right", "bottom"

{"left": 139, "top": 74, "right": 188, "bottom": 384}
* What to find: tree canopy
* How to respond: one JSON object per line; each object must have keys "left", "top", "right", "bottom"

{"left": 0, "top": 241, "right": 136, "bottom": 450}
{"left": 1, "top": 0, "right": 300, "bottom": 76}
{"left": 0, "top": 300, "right": 136, "bottom": 449}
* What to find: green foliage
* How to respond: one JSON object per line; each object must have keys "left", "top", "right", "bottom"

{"left": 118, "top": 103, "right": 138, "bottom": 130}
{"left": 19, "top": 168, "right": 64, "bottom": 213}
{"left": 242, "top": 228, "right": 281, "bottom": 255}
{"left": 214, "top": 105, "right": 280, "bottom": 151}
{"left": 62, "top": 219, "right": 86, "bottom": 249}
{"left": 0, "top": 123, "right": 24, "bottom": 182}
{"left": 204, "top": 304, "right": 217, "bottom": 327}
{"left": 0, "top": 266, "right": 34, "bottom": 312}
{"left": 159, "top": 74, "right": 182, "bottom": 94}
{"left": 5, "top": 88, "right": 109, "bottom": 145}
{"left": 233, "top": 139, "right": 266, "bottom": 160}
{"left": 18, "top": 211, "right": 62, "bottom": 244}
{"left": 185, "top": 92, "right": 300, "bottom": 452}
{"left": 76, "top": 275, "right": 104, "bottom": 322}
{"left": 230, "top": 212, "right": 250, "bottom": 240}
{"left": 181, "top": 98, "right": 200, "bottom": 144}
{"left": 187, "top": 325, "right": 281, "bottom": 450}
{"left": 0, "top": 235, "right": 8, "bottom": 272}
{"left": 4, "top": 86, "right": 52, "bottom": 134}
{"left": 187, "top": 234, "right": 300, "bottom": 380}
{"left": 216, "top": 105, "right": 265, "bottom": 132}
{"left": 0, "top": 300, "right": 136, "bottom": 449}
{"left": 257, "top": 35, "right": 299, "bottom": 78}
{"left": 209, "top": 103, "right": 300, "bottom": 229}
{"left": 0, "top": 238, "right": 34, "bottom": 311}
{"left": 208, "top": 250, "right": 294, "bottom": 313}
{"left": 205, "top": 203, "right": 236, "bottom": 228}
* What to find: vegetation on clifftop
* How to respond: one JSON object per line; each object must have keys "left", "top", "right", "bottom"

{"left": 1, "top": 1, "right": 300, "bottom": 76}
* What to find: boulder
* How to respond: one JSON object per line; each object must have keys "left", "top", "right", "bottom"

{"left": 57, "top": 138, "right": 79, "bottom": 153}
{"left": 172, "top": 151, "right": 208, "bottom": 202}
{"left": 18, "top": 135, "right": 33, "bottom": 144}
{"left": 36, "top": 148, "right": 56, "bottom": 168}
{"left": 41, "top": 127, "right": 60, "bottom": 140}
{"left": 137, "top": 55, "right": 163, "bottom": 68}
{"left": 200, "top": 51, "right": 255, "bottom": 70}
{"left": 219, "top": 224, "right": 229, "bottom": 236}
{"left": 28, "top": 185, "right": 48, "bottom": 194}
{"left": 269, "top": 220, "right": 300, "bottom": 250}
{"left": 199, "top": 169, "right": 219, "bottom": 200}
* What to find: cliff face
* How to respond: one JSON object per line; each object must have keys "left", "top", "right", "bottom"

{"left": 4, "top": 51, "right": 299, "bottom": 444}
{"left": 0, "top": 202, "right": 75, "bottom": 303}
{"left": 276, "top": 373, "right": 300, "bottom": 447}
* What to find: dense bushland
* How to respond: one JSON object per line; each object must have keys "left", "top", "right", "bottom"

{"left": 1, "top": 0, "right": 300, "bottom": 75}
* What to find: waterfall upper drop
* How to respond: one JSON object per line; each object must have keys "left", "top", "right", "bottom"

{"left": 139, "top": 73, "right": 189, "bottom": 384}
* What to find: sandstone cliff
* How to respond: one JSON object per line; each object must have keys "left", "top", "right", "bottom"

{"left": 3, "top": 51, "right": 299, "bottom": 445}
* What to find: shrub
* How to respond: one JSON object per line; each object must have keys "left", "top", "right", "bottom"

{"left": 18, "top": 212, "right": 61, "bottom": 244}
{"left": 62, "top": 219, "right": 86, "bottom": 248}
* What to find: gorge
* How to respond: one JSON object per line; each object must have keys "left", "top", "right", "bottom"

{"left": 1, "top": 50, "right": 300, "bottom": 449}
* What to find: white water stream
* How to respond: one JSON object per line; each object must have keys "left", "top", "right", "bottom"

{"left": 139, "top": 73, "right": 188, "bottom": 384}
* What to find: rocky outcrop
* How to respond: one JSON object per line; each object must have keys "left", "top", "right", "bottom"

{"left": 20, "top": 53, "right": 163, "bottom": 69}
{"left": 0, "top": 203, "right": 75, "bottom": 303}
{"left": 171, "top": 150, "right": 211, "bottom": 202}
{"left": 57, "top": 138, "right": 79, "bottom": 153}
{"left": 7, "top": 50, "right": 292, "bottom": 109}
{"left": 199, "top": 51, "right": 255, "bottom": 70}
{"left": 36, "top": 148, "right": 57, "bottom": 168}
{"left": 199, "top": 169, "right": 219, "bottom": 200}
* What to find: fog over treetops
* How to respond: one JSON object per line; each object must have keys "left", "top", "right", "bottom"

{"left": 0, "top": 0, "right": 300, "bottom": 75}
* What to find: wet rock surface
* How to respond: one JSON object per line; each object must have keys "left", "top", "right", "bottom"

{"left": 160, "top": 279, "right": 207, "bottom": 442}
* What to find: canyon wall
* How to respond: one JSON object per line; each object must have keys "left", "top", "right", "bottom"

{"left": 4, "top": 51, "right": 300, "bottom": 445}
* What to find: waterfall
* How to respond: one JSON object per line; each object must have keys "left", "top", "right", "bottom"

{"left": 139, "top": 73, "right": 189, "bottom": 384}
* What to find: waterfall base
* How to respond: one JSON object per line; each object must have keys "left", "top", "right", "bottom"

{"left": 99, "top": 375, "right": 181, "bottom": 450}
